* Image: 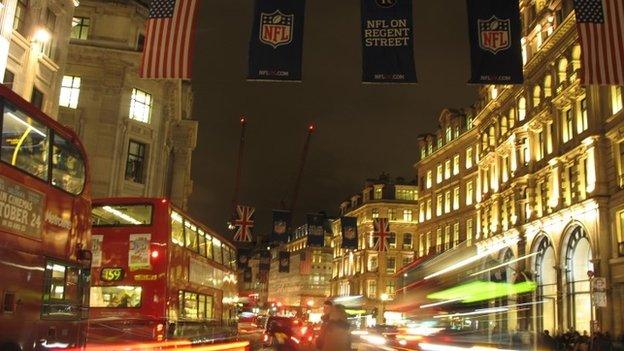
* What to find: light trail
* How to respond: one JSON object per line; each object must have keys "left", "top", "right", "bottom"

{"left": 419, "top": 298, "right": 461, "bottom": 309}
{"left": 419, "top": 342, "right": 519, "bottom": 351}
{"left": 469, "top": 252, "right": 538, "bottom": 277}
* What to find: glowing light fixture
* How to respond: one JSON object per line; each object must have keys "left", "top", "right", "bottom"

{"left": 32, "top": 28, "right": 51, "bottom": 44}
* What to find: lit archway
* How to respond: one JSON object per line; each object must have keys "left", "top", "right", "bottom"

{"left": 563, "top": 225, "right": 593, "bottom": 332}
{"left": 534, "top": 235, "right": 557, "bottom": 333}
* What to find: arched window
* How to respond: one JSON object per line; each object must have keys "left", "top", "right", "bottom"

{"left": 509, "top": 108, "right": 516, "bottom": 128}
{"left": 533, "top": 85, "right": 542, "bottom": 107}
{"left": 572, "top": 45, "right": 582, "bottom": 71}
{"left": 565, "top": 226, "right": 593, "bottom": 332}
{"left": 403, "top": 233, "right": 412, "bottom": 249}
{"left": 544, "top": 75, "right": 552, "bottom": 97}
{"left": 518, "top": 97, "right": 527, "bottom": 121}
{"left": 558, "top": 58, "right": 568, "bottom": 83}
{"left": 500, "top": 114, "right": 508, "bottom": 135}
{"left": 489, "top": 125, "right": 496, "bottom": 146}
{"left": 534, "top": 236, "right": 557, "bottom": 333}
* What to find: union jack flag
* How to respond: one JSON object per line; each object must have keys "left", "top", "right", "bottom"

{"left": 232, "top": 205, "right": 255, "bottom": 242}
{"left": 373, "top": 218, "right": 390, "bottom": 252}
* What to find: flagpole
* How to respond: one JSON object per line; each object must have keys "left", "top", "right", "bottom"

{"left": 231, "top": 116, "right": 247, "bottom": 220}
{"left": 290, "top": 123, "right": 315, "bottom": 214}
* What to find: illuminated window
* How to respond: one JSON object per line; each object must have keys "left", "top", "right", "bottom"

{"left": 453, "top": 222, "right": 460, "bottom": 246}
{"left": 426, "top": 199, "right": 432, "bottom": 220}
{"left": 59, "top": 76, "right": 81, "bottom": 108}
{"left": 444, "top": 159, "right": 451, "bottom": 179}
{"left": 436, "top": 228, "right": 442, "bottom": 252}
{"left": 125, "top": 140, "right": 146, "bottom": 183}
{"left": 374, "top": 186, "right": 382, "bottom": 199}
{"left": 372, "top": 208, "right": 379, "bottom": 218}
{"left": 185, "top": 221, "right": 199, "bottom": 252}
{"left": 537, "top": 130, "right": 545, "bottom": 161}
{"left": 171, "top": 211, "right": 184, "bottom": 246}
{"left": 466, "top": 219, "right": 473, "bottom": 246}
{"left": 563, "top": 109, "right": 574, "bottom": 142}
{"left": 466, "top": 147, "right": 473, "bottom": 169}
{"left": 453, "top": 186, "right": 460, "bottom": 210}
{"left": 403, "top": 233, "right": 412, "bottom": 249}
{"left": 446, "top": 126, "right": 452, "bottom": 142}
{"left": 436, "top": 194, "right": 442, "bottom": 217}
{"left": 500, "top": 114, "right": 508, "bottom": 135}
{"left": 518, "top": 97, "right": 527, "bottom": 121}
{"left": 437, "top": 136, "right": 442, "bottom": 148}
{"left": 403, "top": 209, "right": 413, "bottom": 222}
{"left": 419, "top": 234, "right": 426, "bottom": 257}
{"left": 13, "top": 0, "right": 28, "bottom": 35}
{"left": 427, "top": 141, "right": 433, "bottom": 154}
{"left": 419, "top": 203, "right": 425, "bottom": 222}
{"left": 420, "top": 147, "right": 426, "bottom": 159}
{"left": 488, "top": 126, "right": 496, "bottom": 146}
{"left": 388, "top": 208, "right": 395, "bottom": 221}
{"left": 368, "top": 256, "right": 378, "bottom": 271}
{"left": 71, "top": 17, "right": 90, "bottom": 40}
{"left": 3, "top": 70, "right": 14, "bottom": 90}
{"left": 386, "top": 257, "right": 396, "bottom": 274}
{"left": 367, "top": 280, "right": 377, "bottom": 299}
{"left": 90, "top": 286, "right": 142, "bottom": 309}
{"left": 509, "top": 108, "right": 515, "bottom": 128}
{"left": 578, "top": 98, "right": 588, "bottom": 133}
{"left": 466, "top": 181, "right": 474, "bottom": 206}
{"left": 426, "top": 170, "right": 432, "bottom": 189}
{"left": 436, "top": 164, "right": 443, "bottom": 183}
{"left": 444, "top": 226, "right": 451, "bottom": 250}
{"left": 612, "top": 86, "right": 623, "bottom": 114}
{"left": 521, "top": 138, "right": 530, "bottom": 165}
{"left": 453, "top": 154, "right": 460, "bottom": 175}
{"left": 544, "top": 75, "right": 552, "bottom": 97}
{"left": 533, "top": 85, "right": 542, "bottom": 107}
{"left": 129, "top": 88, "right": 152, "bottom": 123}
{"left": 444, "top": 191, "right": 451, "bottom": 213}
{"left": 558, "top": 58, "right": 568, "bottom": 83}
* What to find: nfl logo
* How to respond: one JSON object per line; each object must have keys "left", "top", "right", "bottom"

{"left": 260, "top": 10, "right": 293, "bottom": 48}
{"left": 345, "top": 227, "right": 356, "bottom": 240}
{"left": 274, "top": 221, "right": 287, "bottom": 234}
{"left": 478, "top": 16, "right": 511, "bottom": 54}
{"left": 280, "top": 258, "right": 289, "bottom": 267}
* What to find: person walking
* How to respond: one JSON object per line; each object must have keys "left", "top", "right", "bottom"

{"left": 321, "top": 304, "right": 351, "bottom": 351}
{"left": 315, "top": 300, "right": 333, "bottom": 350}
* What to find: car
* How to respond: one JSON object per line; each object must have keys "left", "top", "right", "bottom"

{"left": 262, "top": 316, "right": 309, "bottom": 350}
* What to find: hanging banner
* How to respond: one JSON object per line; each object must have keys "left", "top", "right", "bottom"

{"left": 466, "top": 0, "right": 523, "bottom": 84}
{"left": 248, "top": 0, "right": 306, "bottom": 81}
{"left": 237, "top": 248, "right": 251, "bottom": 269}
{"left": 271, "top": 210, "right": 292, "bottom": 243}
{"left": 361, "top": 0, "right": 417, "bottom": 83}
{"left": 129, "top": 233, "right": 151, "bottom": 270}
{"left": 259, "top": 250, "right": 271, "bottom": 271}
{"left": 278, "top": 251, "right": 290, "bottom": 273}
{"left": 243, "top": 267, "right": 253, "bottom": 283}
{"left": 306, "top": 213, "right": 325, "bottom": 247}
{"left": 340, "top": 216, "right": 359, "bottom": 250}
{"left": 232, "top": 205, "right": 255, "bottom": 242}
{"left": 91, "top": 235, "right": 103, "bottom": 268}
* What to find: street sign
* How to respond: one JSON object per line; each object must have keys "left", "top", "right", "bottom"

{"left": 591, "top": 277, "right": 607, "bottom": 307}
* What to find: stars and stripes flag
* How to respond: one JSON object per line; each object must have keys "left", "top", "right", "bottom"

{"left": 139, "top": 0, "right": 199, "bottom": 79}
{"left": 232, "top": 205, "right": 255, "bottom": 242}
{"left": 573, "top": 0, "right": 624, "bottom": 85}
{"left": 372, "top": 218, "right": 390, "bottom": 252}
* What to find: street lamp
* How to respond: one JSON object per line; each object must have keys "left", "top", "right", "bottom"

{"left": 306, "top": 300, "right": 314, "bottom": 307}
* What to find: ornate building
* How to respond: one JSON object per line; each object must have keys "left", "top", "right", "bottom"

{"left": 0, "top": 0, "right": 76, "bottom": 117}
{"left": 401, "top": 0, "right": 624, "bottom": 338}
{"left": 329, "top": 175, "right": 418, "bottom": 324}
{"left": 56, "top": 0, "right": 196, "bottom": 208}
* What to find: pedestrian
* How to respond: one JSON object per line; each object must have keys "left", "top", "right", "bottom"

{"left": 321, "top": 304, "right": 351, "bottom": 351}
{"left": 315, "top": 300, "right": 333, "bottom": 350}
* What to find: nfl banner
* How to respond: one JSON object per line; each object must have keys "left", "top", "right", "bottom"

{"left": 278, "top": 251, "right": 290, "bottom": 273}
{"left": 237, "top": 248, "right": 251, "bottom": 270}
{"left": 248, "top": 0, "right": 306, "bottom": 81}
{"left": 361, "top": 0, "right": 417, "bottom": 83}
{"left": 466, "top": 0, "right": 523, "bottom": 84}
{"left": 259, "top": 250, "right": 271, "bottom": 271}
{"left": 306, "top": 213, "right": 326, "bottom": 247}
{"left": 271, "top": 210, "right": 292, "bottom": 243}
{"left": 340, "top": 216, "right": 359, "bottom": 250}
{"left": 243, "top": 267, "right": 252, "bottom": 283}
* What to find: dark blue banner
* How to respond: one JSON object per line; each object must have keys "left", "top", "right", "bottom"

{"left": 271, "top": 210, "right": 292, "bottom": 243}
{"left": 361, "top": 0, "right": 417, "bottom": 83}
{"left": 278, "top": 251, "right": 290, "bottom": 273}
{"left": 340, "top": 216, "right": 359, "bottom": 250}
{"left": 466, "top": 0, "right": 523, "bottom": 84}
{"left": 306, "top": 213, "right": 325, "bottom": 247}
{"left": 248, "top": 0, "right": 305, "bottom": 81}
{"left": 237, "top": 248, "right": 251, "bottom": 270}
{"left": 259, "top": 250, "right": 271, "bottom": 271}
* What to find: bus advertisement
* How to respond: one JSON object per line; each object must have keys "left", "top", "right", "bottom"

{"left": 88, "top": 197, "right": 241, "bottom": 347}
{"left": 0, "top": 85, "right": 91, "bottom": 351}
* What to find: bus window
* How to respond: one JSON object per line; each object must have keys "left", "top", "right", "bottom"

{"left": 1, "top": 103, "right": 49, "bottom": 180}
{"left": 198, "top": 229, "right": 207, "bottom": 257}
{"left": 185, "top": 221, "right": 199, "bottom": 252}
{"left": 90, "top": 286, "right": 142, "bottom": 308}
{"left": 182, "top": 291, "right": 198, "bottom": 319}
{"left": 171, "top": 211, "right": 184, "bottom": 246}
{"left": 92, "top": 204, "right": 153, "bottom": 226}
{"left": 213, "top": 238, "right": 223, "bottom": 264}
{"left": 42, "top": 262, "right": 81, "bottom": 318}
{"left": 51, "top": 133, "right": 85, "bottom": 194}
{"left": 198, "top": 294, "right": 206, "bottom": 319}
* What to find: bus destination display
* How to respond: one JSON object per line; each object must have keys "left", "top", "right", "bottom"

{"left": 0, "top": 175, "right": 44, "bottom": 238}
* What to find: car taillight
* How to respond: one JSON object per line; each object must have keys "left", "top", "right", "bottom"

{"left": 300, "top": 326, "right": 308, "bottom": 335}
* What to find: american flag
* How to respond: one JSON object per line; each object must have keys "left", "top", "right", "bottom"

{"left": 372, "top": 218, "right": 390, "bottom": 252}
{"left": 232, "top": 205, "right": 255, "bottom": 242}
{"left": 139, "top": 0, "right": 199, "bottom": 79}
{"left": 574, "top": 0, "right": 624, "bottom": 85}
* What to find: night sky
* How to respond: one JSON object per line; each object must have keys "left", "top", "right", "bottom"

{"left": 188, "top": 0, "right": 478, "bottom": 238}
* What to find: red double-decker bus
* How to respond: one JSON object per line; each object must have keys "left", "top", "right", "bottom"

{"left": 0, "top": 85, "right": 91, "bottom": 351}
{"left": 88, "top": 197, "right": 243, "bottom": 348}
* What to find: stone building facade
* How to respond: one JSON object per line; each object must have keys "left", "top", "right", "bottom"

{"left": 329, "top": 175, "right": 418, "bottom": 323}
{"left": 401, "top": 0, "right": 624, "bottom": 338}
{"left": 1, "top": 0, "right": 76, "bottom": 117}
{"left": 56, "top": 0, "right": 196, "bottom": 208}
